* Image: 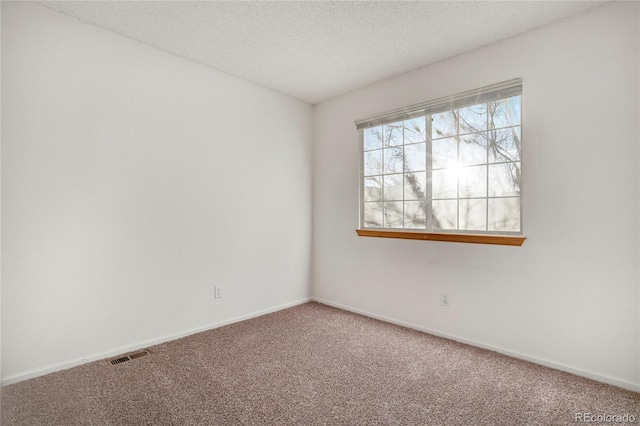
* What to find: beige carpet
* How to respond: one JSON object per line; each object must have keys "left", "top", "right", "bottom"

{"left": 2, "top": 302, "right": 639, "bottom": 425}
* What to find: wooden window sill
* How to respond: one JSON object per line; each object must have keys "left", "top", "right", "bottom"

{"left": 356, "top": 229, "right": 526, "bottom": 246}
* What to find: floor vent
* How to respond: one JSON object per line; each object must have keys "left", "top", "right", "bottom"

{"left": 108, "top": 350, "right": 150, "bottom": 366}
{"left": 128, "top": 350, "right": 150, "bottom": 360}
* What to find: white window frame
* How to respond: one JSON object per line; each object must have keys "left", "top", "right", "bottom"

{"left": 355, "top": 79, "right": 525, "bottom": 246}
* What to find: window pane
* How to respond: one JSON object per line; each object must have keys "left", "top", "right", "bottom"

{"left": 507, "top": 96, "right": 521, "bottom": 126}
{"left": 364, "top": 126, "right": 383, "bottom": 151}
{"left": 432, "top": 137, "right": 457, "bottom": 169}
{"left": 404, "top": 172, "right": 427, "bottom": 201}
{"left": 384, "top": 202, "right": 403, "bottom": 228}
{"left": 364, "top": 176, "right": 382, "bottom": 202}
{"left": 459, "top": 165, "right": 487, "bottom": 198}
{"left": 488, "top": 197, "right": 520, "bottom": 232}
{"left": 488, "top": 126, "right": 521, "bottom": 163}
{"left": 432, "top": 110, "right": 457, "bottom": 139}
{"left": 360, "top": 84, "right": 522, "bottom": 235}
{"left": 364, "top": 202, "right": 383, "bottom": 228}
{"left": 404, "top": 201, "right": 427, "bottom": 229}
{"left": 404, "top": 117, "right": 426, "bottom": 144}
{"left": 459, "top": 132, "right": 487, "bottom": 166}
{"left": 404, "top": 142, "right": 426, "bottom": 172}
{"left": 433, "top": 168, "right": 458, "bottom": 199}
{"left": 383, "top": 174, "right": 403, "bottom": 201}
{"left": 490, "top": 95, "right": 521, "bottom": 129}
{"left": 432, "top": 200, "right": 457, "bottom": 230}
{"left": 383, "top": 147, "right": 403, "bottom": 174}
{"left": 489, "top": 162, "right": 521, "bottom": 196}
{"left": 459, "top": 199, "right": 487, "bottom": 231}
{"left": 384, "top": 121, "right": 403, "bottom": 147}
{"left": 364, "top": 150, "right": 382, "bottom": 176}
{"left": 459, "top": 103, "right": 487, "bottom": 133}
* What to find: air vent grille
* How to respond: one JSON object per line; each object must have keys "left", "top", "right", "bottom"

{"left": 128, "top": 351, "right": 149, "bottom": 360}
{"left": 108, "top": 350, "right": 150, "bottom": 366}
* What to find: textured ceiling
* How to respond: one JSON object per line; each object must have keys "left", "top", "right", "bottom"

{"left": 38, "top": 1, "right": 609, "bottom": 104}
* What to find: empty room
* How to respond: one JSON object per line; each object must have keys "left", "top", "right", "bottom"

{"left": 1, "top": 1, "right": 639, "bottom": 425}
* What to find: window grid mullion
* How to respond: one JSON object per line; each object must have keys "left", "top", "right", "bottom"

{"left": 485, "top": 112, "right": 490, "bottom": 231}
{"left": 402, "top": 123, "right": 406, "bottom": 228}
{"left": 456, "top": 110, "right": 460, "bottom": 231}
{"left": 381, "top": 129, "right": 385, "bottom": 228}
{"left": 360, "top": 131, "right": 365, "bottom": 227}
{"left": 426, "top": 115, "right": 433, "bottom": 231}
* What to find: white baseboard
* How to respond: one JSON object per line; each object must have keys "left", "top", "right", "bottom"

{"left": 312, "top": 296, "right": 640, "bottom": 393}
{"left": 2, "top": 297, "right": 312, "bottom": 386}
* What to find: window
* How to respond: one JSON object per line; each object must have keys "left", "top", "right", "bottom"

{"left": 356, "top": 79, "right": 525, "bottom": 246}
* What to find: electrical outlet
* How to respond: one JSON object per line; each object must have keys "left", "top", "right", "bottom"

{"left": 441, "top": 293, "right": 450, "bottom": 307}
{"left": 214, "top": 286, "right": 223, "bottom": 299}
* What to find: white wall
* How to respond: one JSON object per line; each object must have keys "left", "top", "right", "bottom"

{"left": 313, "top": 1, "right": 640, "bottom": 391}
{"left": 1, "top": 2, "right": 312, "bottom": 383}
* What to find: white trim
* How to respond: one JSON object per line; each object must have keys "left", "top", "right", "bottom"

{"left": 1, "top": 297, "right": 312, "bottom": 386}
{"left": 312, "top": 296, "right": 640, "bottom": 393}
